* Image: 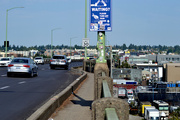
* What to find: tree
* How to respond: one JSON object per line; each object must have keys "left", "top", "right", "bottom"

{"left": 121, "top": 60, "right": 130, "bottom": 68}
{"left": 122, "top": 44, "right": 127, "bottom": 50}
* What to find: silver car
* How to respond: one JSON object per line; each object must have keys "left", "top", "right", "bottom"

{"left": 50, "top": 55, "right": 69, "bottom": 70}
{"left": 7, "top": 57, "right": 38, "bottom": 77}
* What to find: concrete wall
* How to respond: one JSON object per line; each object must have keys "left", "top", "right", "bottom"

{"left": 166, "top": 63, "right": 180, "bottom": 83}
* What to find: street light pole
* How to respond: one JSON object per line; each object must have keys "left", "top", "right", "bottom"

{"left": 5, "top": 7, "right": 24, "bottom": 57}
{"left": 85, "top": 0, "right": 87, "bottom": 59}
{"left": 70, "top": 37, "right": 77, "bottom": 58}
{"left": 51, "top": 28, "right": 61, "bottom": 58}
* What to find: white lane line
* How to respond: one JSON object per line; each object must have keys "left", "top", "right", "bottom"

{"left": 1, "top": 74, "right": 7, "bottom": 77}
{"left": 0, "top": 86, "right": 10, "bottom": 90}
{"left": 18, "top": 81, "right": 26, "bottom": 84}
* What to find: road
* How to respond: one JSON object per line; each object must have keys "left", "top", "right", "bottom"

{"left": 0, "top": 62, "right": 83, "bottom": 120}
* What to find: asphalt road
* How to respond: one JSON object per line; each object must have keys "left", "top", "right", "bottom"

{"left": 0, "top": 62, "right": 83, "bottom": 120}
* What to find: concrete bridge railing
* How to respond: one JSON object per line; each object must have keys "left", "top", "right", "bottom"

{"left": 92, "top": 63, "right": 129, "bottom": 120}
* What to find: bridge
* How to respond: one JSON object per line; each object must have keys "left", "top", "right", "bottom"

{"left": 25, "top": 59, "right": 130, "bottom": 120}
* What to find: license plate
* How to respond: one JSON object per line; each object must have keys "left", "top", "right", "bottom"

{"left": 16, "top": 67, "right": 20, "bottom": 69}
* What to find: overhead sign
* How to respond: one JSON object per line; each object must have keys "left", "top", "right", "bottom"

{"left": 82, "top": 38, "right": 89, "bottom": 47}
{"left": 90, "top": 0, "right": 112, "bottom": 32}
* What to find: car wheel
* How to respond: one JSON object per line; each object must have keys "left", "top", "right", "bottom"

{"left": 30, "top": 70, "right": 34, "bottom": 77}
{"left": 35, "top": 70, "right": 38, "bottom": 77}
{"left": 65, "top": 66, "right": 68, "bottom": 70}
{"left": 7, "top": 73, "right": 11, "bottom": 77}
{"left": 51, "top": 66, "right": 55, "bottom": 69}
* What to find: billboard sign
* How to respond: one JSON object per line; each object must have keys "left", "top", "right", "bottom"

{"left": 90, "top": 0, "right": 112, "bottom": 32}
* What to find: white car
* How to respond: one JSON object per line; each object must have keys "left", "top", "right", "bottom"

{"left": 0, "top": 57, "right": 12, "bottom": 67}
{"left": 50, "top": 55, "right": 69, "bottom": 69}
{"left": 34, "top": 57, "right": 44, "bottom": 65}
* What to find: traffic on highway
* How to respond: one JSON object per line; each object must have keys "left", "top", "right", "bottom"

{"left": 0, "top": 61, "right": 83, "bottom": 120}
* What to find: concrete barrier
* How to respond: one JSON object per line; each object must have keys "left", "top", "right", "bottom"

{"left": 92, "top": 63, "right": 129, "bottom": 120}
{"left": 27, "top": 70, "right": 87, "bottom": 120}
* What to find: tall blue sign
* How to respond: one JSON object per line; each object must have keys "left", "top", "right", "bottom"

{"left": 90, "top": 0, "right": 112, "bottom": 32}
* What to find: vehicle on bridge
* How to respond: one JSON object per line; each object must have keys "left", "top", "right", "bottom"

{"left": 34, "top": 57, "right": 44, "bottom": 65}
{"left": 7, "top": 57, "right": 38, "bottom": 77}
{"left": 0, "top": 57, "right": 12, "bottom": 67}
{"left": 50, "top": 55, "right": 69, "bottom": 70}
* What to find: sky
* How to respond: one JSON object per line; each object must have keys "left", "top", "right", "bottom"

{"left": 0, "top": 0, "right": 180, "bottom": 47}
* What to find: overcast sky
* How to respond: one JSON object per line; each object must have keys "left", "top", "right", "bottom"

{"left": 0, "top": 0, "right": 180, "bottom": 47}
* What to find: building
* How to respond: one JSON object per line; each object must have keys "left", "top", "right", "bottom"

{"left": 165, "top": 63, "right": 180, "bottom": 83}
{"left": 157, "top": 54, "right": 180, "bottom": 64}
{"left": 133, "top": 61, "right": 163, "bottom": 81}
{"left": 112, "top": 68, "right": 142, "bottom": 82}
{"left": 128, "top": 54, "right": 180, "bottom": 65}
{"left": 142, "top": 70, "right": 152, "bottom": 80}
{"left": 0, "top": 52, "right": 5, "bottom": 57}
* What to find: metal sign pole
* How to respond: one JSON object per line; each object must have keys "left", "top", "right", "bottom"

{"left": 96, "top": 31, "right": 106, "bottom": 63}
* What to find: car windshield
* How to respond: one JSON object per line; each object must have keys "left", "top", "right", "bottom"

{"left": 35, "top": 58, "right": 42, "bottom": 60}
{"left": 53, "top": 56, "right": 65, "bottom": 59}
{"left": 0, "top": 58, "right": 10, "bottom": 61}
{"left": 12, "top": 59, "right": 28, "bottom": 63}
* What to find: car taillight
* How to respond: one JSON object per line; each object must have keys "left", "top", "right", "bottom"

{"left": 8, "top": 64, "right": 14, "bottom": 67}
{"left": 50, "top": 60, "right": 55, "bottom": 62}
{"left": 62, "top": 60, "right": 66, "bottom": 63}
{"left": 23, "top": 65, "right": 30, "bottom": 68}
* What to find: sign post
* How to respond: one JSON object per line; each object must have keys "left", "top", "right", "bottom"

{"left": 90, "top": 0, "right": 112, "bottom": 63}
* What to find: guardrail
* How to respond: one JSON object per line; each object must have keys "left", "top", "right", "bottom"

{"left": 92, "top": 63, "right": 129, "bottom": 120}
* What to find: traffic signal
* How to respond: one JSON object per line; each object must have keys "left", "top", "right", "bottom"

{"left": 4, "top": 41, "right": 9, "bottom": 47}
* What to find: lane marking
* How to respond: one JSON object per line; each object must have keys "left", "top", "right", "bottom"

{"left": 1, "top": 74, "right": 7, "bottom": 77}
{"left": 18, "top": 81, "right": 26, "bottom": 84}
{"left": 0, "top": 86, "right": 10, "bottom": 90}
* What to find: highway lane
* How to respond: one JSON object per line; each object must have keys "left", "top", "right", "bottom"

{"left": 0, "top": 62, "right": 83, "bottom": 120}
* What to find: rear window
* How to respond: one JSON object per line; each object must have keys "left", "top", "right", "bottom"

{"left": 53, "top": 56, "right": 65, "bottom": 59}
{"left": 12, "top": 59, "right": 28, "bottom": 63}
{"left": 35, "top": 57, "right": 42, "bottom": 60}
{"left": 0, "top": 58, "right": 10, "bottom": 61}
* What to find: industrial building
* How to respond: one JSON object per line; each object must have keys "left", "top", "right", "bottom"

{"left": 165, "top": 63, "right": 180, "bottom": 83}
